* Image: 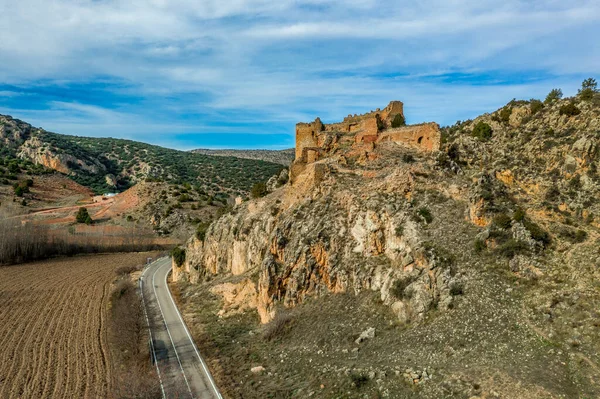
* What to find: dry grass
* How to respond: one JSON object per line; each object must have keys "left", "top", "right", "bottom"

{"left": 0, "top": 217, "right": 169, "bottom": 265}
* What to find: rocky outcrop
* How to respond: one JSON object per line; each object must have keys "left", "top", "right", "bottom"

{"left": 177, "top": 140, "right": 460, "bottom": 324}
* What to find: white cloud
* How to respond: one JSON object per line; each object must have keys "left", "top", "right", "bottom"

{"left": 0, "top": 0, "right": 598, "bottom": 147}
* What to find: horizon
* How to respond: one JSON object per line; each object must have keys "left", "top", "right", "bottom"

{"left": 0, "top": 1, "right": 598, "bottom": 150}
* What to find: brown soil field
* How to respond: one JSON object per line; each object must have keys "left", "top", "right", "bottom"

{"left": 0, "top": 252, "right": 156, "bottom": 399}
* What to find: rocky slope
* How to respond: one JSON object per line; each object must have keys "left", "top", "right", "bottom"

{"left": 191, "top": 148, "right": 295, "bottom": 166}
{"left": 172, "top": 92, "right": 600, "bottom": 398}
{"left": 1, "top": 114, "right": 284, "bottom": 194}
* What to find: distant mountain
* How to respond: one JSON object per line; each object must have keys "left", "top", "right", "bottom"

{"left": 191, "top": 148, "right": 295, "bottom": 166}
{"left": 0, "top": 114, "right": 284, "bottom": 195}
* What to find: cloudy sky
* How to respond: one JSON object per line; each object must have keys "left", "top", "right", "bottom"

{"left": 0, "top": 0, "right": 598, "bottom": 149}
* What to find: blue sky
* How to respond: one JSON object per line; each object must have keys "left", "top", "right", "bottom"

{"left": 0, "top": 1, "right": 598, "bottom": 150}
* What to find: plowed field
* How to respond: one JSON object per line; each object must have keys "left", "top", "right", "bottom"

{"left": 0, "top": 253, "right": 153, "bottom": 399}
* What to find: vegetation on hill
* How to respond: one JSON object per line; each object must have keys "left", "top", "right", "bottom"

{"left": 191, "top": 148, "right": 295, "bottom": 166}
{"left": 38, "top": 131, "right": 285, "bottom": 194}
{"left": 1, "top": 115, "right": 285, "bottom": 195}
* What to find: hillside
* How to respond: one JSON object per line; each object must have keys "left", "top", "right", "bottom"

{"left": 0, "top": 114, "right": 284, "bottom": 194}
{"left": 191, "top": 148, "right": 295, "bottom": 166}
{"left": 170, "top": 87, "right": 600, "bottom": 398}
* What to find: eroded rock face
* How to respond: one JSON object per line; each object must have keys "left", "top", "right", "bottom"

{"left": 178, "top": 148, "right": 457, "bottom": 324}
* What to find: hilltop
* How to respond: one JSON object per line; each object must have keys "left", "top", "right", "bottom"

{"left": 0, "top": 115, "right": 284, "bottom": 195}
{"left": 191, "top": 148, "right": 295, "bottom": 166}
{"left": 170, "top": 83, "right": 600, "bottom": 398}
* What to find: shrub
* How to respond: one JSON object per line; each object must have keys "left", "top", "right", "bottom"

{"left": 499, "top": 107, "right": 512, "bottom": 124}
{"left": 250, "top": 182, "right": 268, "bottom": 199}
{"left": 75, "top": 207, "right": 92, "bottom": 224}
{"left": 530, "top": 99, "right": 544, "bottom": 115}
{"left": 474, "top": 239, "right": 486, "bottom": 253}
{"left": 493, "top": 213, "right": 512, "bottom": 229}
{"left": 545, "top": 88, "right": 563, "bottom": 104}
{"left": 171, "top": 247, "right": 186, "bottom": 267}
{"left": 523, "top": 219, "right": 550, "bottom": 246}
{"left": 391, "top": 114, "right": 406, "bottom": 128}
{"left": 578, "top": 78, "right": 598, "bottom": 101}
{"left": 349, "top": 373, "right": 369, "bottom": 389}
{"left": 14, "top": 185, "right": 24, "bottom": 197}
{"left": 497, "top": 239, "right": 528, "bottom": 258}
{"left": 558, "top": 227, "right": 588, "bottom": 243}
{"left": 395, "top": 225, "right": 404, "bottom": 237}
{"left": 417, "top": 207, "right": 433, "bottom": 224}
{"left": 402, "top": 154, "right": 415, "bottom": 163}
{"left": 115, "top": 265, "right": 138, "bottom": 276}
{"left": 391, "top": 278, "right": 411, "bottom": 299}
{"left": 559, "top": 103, "right": 581, "bottom": 117}
{"left": 472, "top": 121, "right": 493, "bottom": 141}
{"left": 376, "top": 114, "right": 385, "bottom": 131}
{"left": 448, "top": 143, "right": 460, "bottom": 161}
{"left": 513, "top": 208, "right": 526, "bottom": 222}
{"left": 545, "top": 186, "right": 561, "bottom": 202}
{"left": 196, "top": 222, "right": 211, "bottom": 241}
{"left": 575, "top": 229, "right": 588, "bottom": 243}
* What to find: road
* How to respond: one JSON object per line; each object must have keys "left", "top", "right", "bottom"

{"left": 140, "top": 257, "right": 222, "bottom": 399}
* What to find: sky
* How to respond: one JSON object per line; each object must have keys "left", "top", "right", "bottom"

{"left": 0, "top": 1, "right": 598, "bottom": 150}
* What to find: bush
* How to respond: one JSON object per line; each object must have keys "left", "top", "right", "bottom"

{"left": 402, "top": 154, "right": 415, "bottom": 163}
{"left": 472, "top": 121, "right": 493, "bottom": 141}
{"left": 545, "top": 186, "right": 561, "bottom": 202}
{"left": 474, "top": 239, "right": 486, "bottom": 253}
{"left": 493, "top": 213, "right": 512, "bottom": 229}
{"left": 498, "top": 107, "right": 512, "bottom": 124}
{"left": 530, "top": 99, "right": 544, "bottom": 115}
{"left": 349, "top": 373, "right": 370, "bottom": 389}
{"left": 497, "top": 239, "right": 528, "bottom": 258}
{"left": 75, "top": 207, "right": 92, "bottom": 224}
{"left": 558, "top": 227, "right": 588, "bottom": 243}
{"left": 391, "top": 278, "right": 411, "bottom": 299}
{"left": 448, "top": 143, "right": 460, "bottom": 161}
{"left": 523, "top": 219, "right": 550, "bottom": 246}
{"left": 391, "top": 114, "right": 406, "bottom": 128}
{"left": 250, "top": 182, "right": 268, "bottom": 199}
{"left": 513, "top": 208, "right": 526, "bottom": 222}
{"left": 578, "top": 78, "right": 598, "bottom": 101}
{"left": 395, "top": 225, "right": 404, "bottom": 237}
{"left": 14, "top": 185, "right": 24, "bottom": 197}
{"left": 545, "top": 88, "right": 563, "bottom": 104}
{"left": 171, "top": 247, "right": 186, "bottom": 267}
{"left": 376, "top": 114, "right": 385, "bottom": 131}
{"left": 196, "top": 222, "right": 211, "bottom": 241}
{"left": 417, "top": 207, "right": 433, "bottom": 224}
{"left": 559, "top": 103, "right": 581, "bottom": 117}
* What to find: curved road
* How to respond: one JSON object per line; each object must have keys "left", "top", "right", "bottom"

{"left": 140, "top": 257, "right": 221, "bottom": 399}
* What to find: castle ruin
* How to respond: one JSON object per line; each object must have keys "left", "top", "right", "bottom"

{"left": 292, "top": 101, "right": 441, "bottom": 179}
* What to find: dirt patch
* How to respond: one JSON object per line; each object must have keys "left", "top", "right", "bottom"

{"left": 0, "top": 252, "right": 157, "bottom": 399}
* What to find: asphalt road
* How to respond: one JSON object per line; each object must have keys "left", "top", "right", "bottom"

{"left": 140, "top": 257, "right": 221, "bottom": 399}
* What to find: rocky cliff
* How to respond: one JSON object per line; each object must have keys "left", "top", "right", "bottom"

{"left": 172, "top": 93, "right": 600, "bottom": 398}
{"left": 175, "top": 103, "right": 460, "bottom": 324}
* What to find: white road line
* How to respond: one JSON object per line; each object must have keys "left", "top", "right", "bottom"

{"left": 139, "top": 270, "right": 166, "bottom": 399}
{"left": 163, "top": 264, "right": 223, "bottom": 399}
{"left": 152, "top": 260, "right": 195, "bottom": 399}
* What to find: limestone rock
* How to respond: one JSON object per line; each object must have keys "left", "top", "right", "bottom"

{"left": 355, "top": 327, "right": 376, "bottom": 344}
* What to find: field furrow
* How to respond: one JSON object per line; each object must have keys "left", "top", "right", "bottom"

{"left": 0, "top": 253, "right": 154, "bottom": 399}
